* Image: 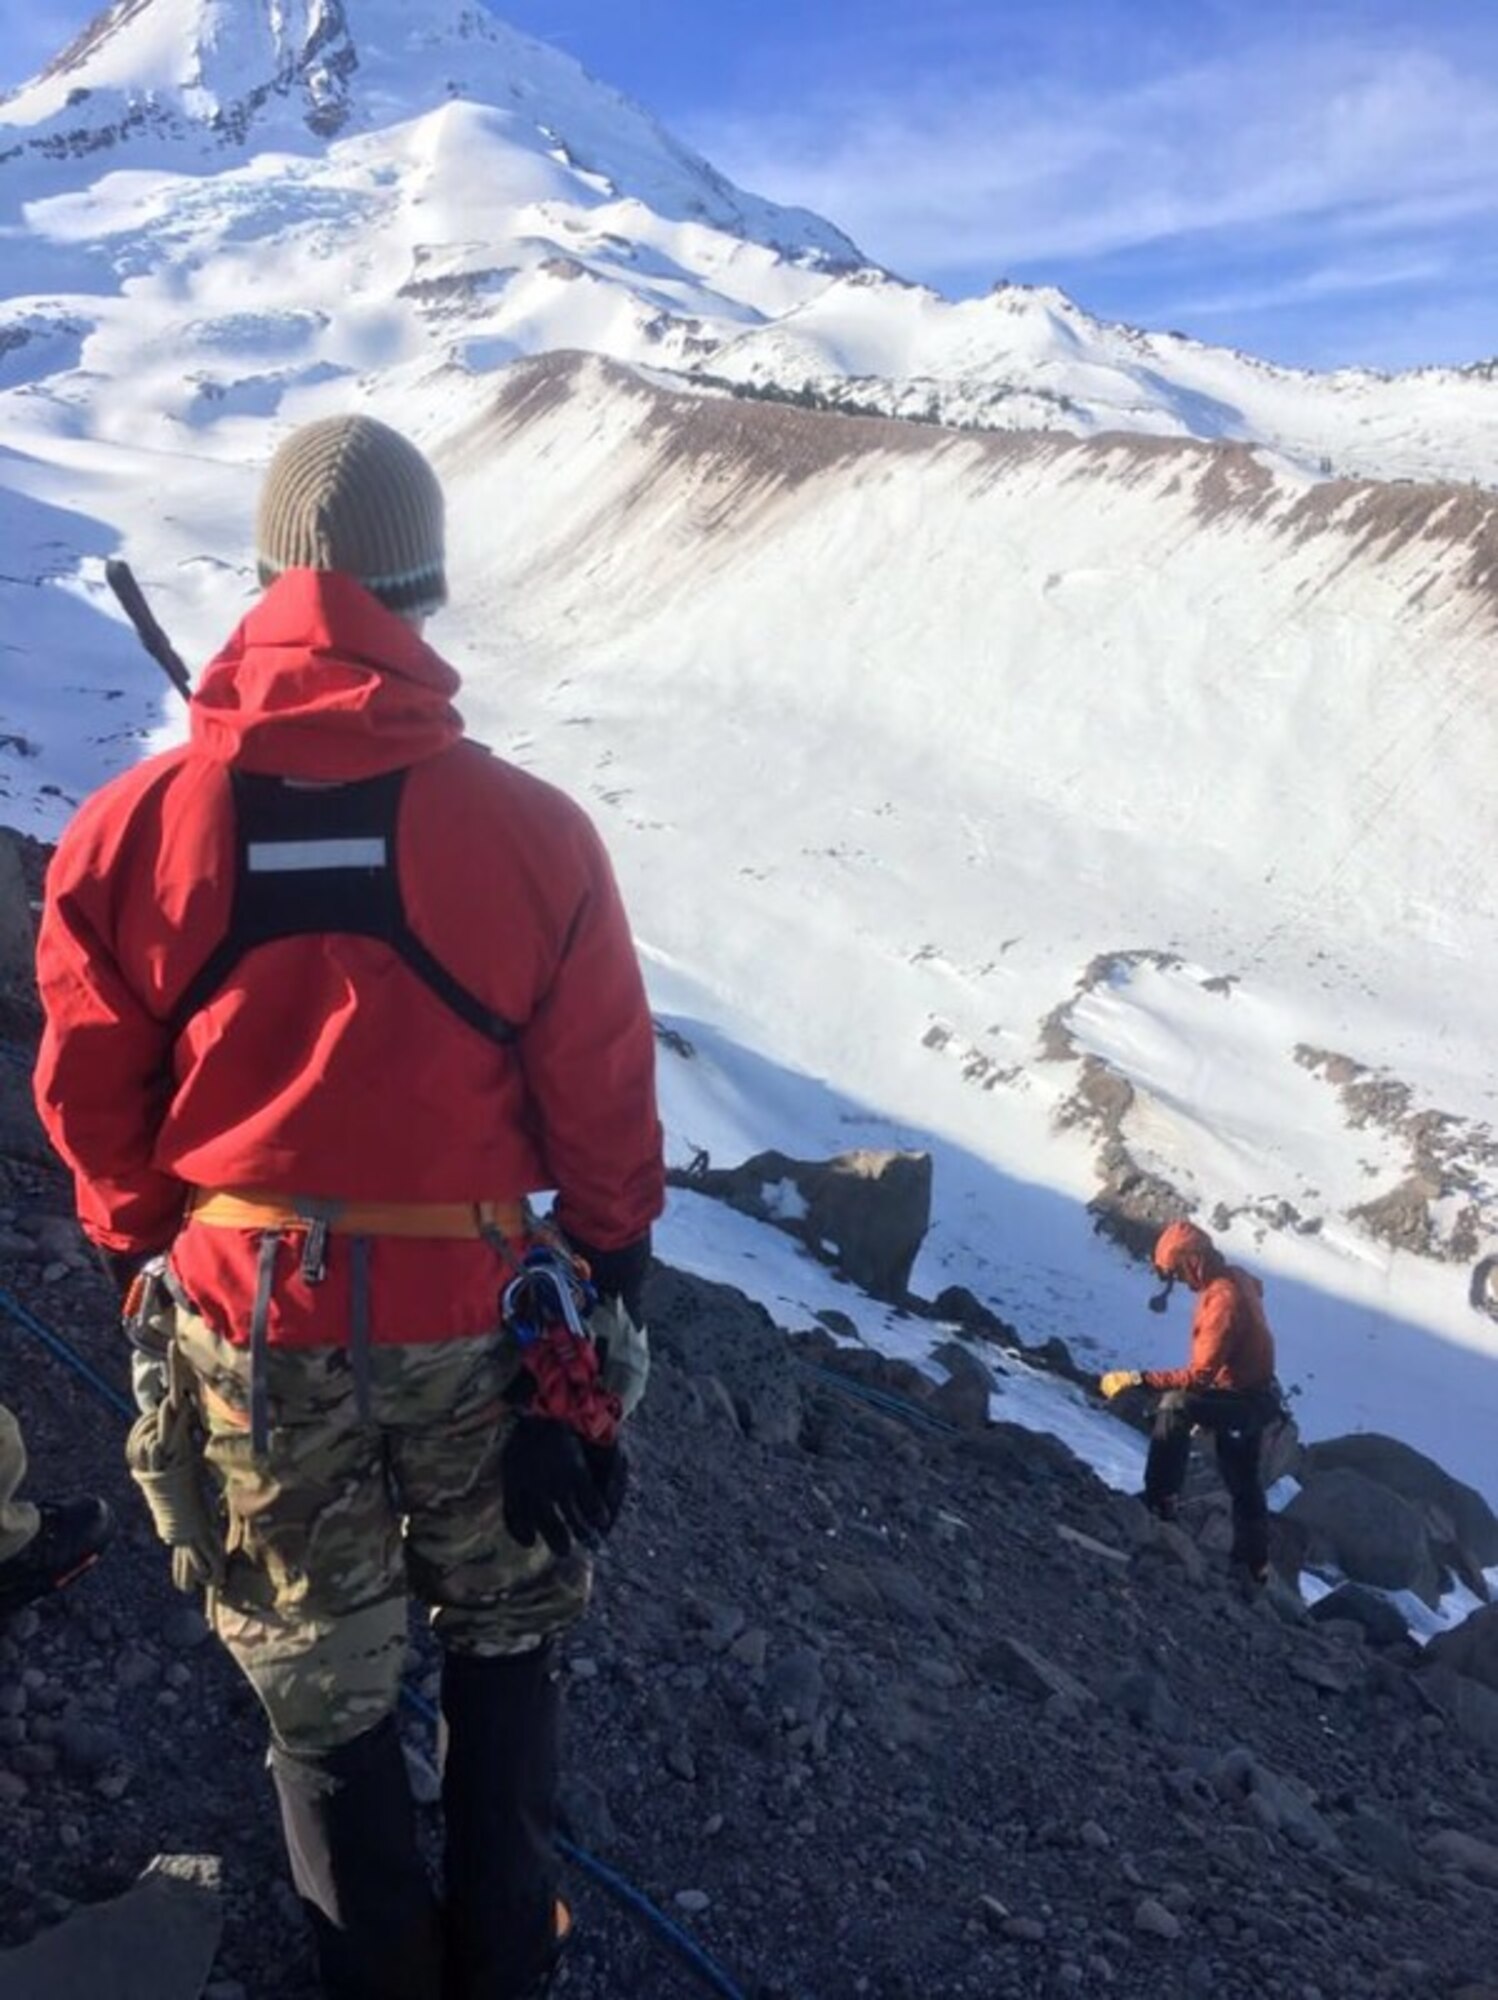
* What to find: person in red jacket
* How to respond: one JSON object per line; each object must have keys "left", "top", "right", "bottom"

{"left": 1100, "top": 1221, "right": 1282, "bottom": 1583}
{"left": 33, "top": 415, "right": 664, "bottom": 2000}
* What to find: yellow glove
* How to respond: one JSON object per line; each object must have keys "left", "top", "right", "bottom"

{"left": 1099, "top": 1369, "right": 1144, "bottom": 1400}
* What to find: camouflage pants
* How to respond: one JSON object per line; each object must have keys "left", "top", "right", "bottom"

{"left": 170, "top": 1309, "right": 592, "bottom": 1755}
{"left": 0, "top": 1403, "right": 38, "bottom": 1562}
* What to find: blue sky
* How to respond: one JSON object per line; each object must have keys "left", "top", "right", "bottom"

{"left": 5, "top": 0, "right": 1497, "bottom": 372}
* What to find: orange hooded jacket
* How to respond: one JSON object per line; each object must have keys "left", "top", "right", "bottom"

{"left": 33, "top": 571, "right": 664, "bottom": 1348}
{"left": 1142, "top": 1267, "right": 1276, "bottom": 1393}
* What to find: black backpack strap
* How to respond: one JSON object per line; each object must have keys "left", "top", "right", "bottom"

{"left": 169, "top": 768, "right": 517, "bottom": 1046}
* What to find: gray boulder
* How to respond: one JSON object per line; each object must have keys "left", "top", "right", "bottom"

{"left": 926, "top": 1340, "right": 997, "bottom": 1429}
{"left": 1308, "top": 1582, "right": 1410, "bottom": 1648}
{"left": 1425, "top": 1603, "right": 1498, "bottom": 1694}
{"left": 1472, "top": 1254, "right": 1498, "bottom": 1323}
{"left": 0, "top": 1853, "right": 221, "bottom": 1999}
{"left": 667, "top": 1147, "right": 931, "bottom": 1301}
{"left": 1417, "top": 1665, "right": 1498, "bottom": 1761}
{"left": 1300, "top": 1433, "right": 1498, "bottom": 1594}
{"left": 0, "top": 1060, "right": 48, "bottom": 1163}
{"left": 979, "top": 1635, "right": 1092, "bottom": 1707}
{"left": 0, "top": 832, "right": 46, "bottom": 1160}
{"left": 0, "top": 829, "right": 33, "bottom": 995}
{"left": 928, "top": 1285, "right": 1017, "bottom": 1343}
{"left": 1285, "top": 1467, "right": 1445, "bottom": 1607}
{"left": 1100, "top": 1666, "right": 1187, "bottom": 1739}
{"left": 1207, "top": 1745, "right": 1339, "bottom": 1853}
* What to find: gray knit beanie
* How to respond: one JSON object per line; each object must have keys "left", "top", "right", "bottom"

{"left": 256, "top": 415, "right": 447, "bottom": 616}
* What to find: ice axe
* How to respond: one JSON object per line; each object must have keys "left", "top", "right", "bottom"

{"left": 104, "top": 559, "right": 193, "bottom": 702}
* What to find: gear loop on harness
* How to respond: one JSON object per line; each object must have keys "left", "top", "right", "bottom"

{"left": 501, "top": 1244, "right": 595, "bottom": 1348}
{"left": 498, "top": 1240, "right": 623, "bottom": 1448}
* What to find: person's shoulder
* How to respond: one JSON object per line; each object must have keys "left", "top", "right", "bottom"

{"left": 1221, "top": 1266, "right": 1264, "bottom": 1301}
{"left": 421, "top": 741, "right": 602, "bottom": 844}
{"left": 53, "top": 745, "right": 203, "bottom": 864}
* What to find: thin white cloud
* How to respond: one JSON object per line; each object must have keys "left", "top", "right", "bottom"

{"left": 1170, "top": 252, "right": 1457, "bottom": 323}
{"left": 690, "top": 39, "right": 1498, "bottom": 281}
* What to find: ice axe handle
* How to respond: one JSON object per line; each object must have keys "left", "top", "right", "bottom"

{"left": 104, "top": 559, "right": 193, "bottom": 702}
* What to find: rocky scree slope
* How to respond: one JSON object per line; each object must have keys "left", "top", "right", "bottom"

{"left": 2, "top": 843, "right": 1498, "bottom": 1997}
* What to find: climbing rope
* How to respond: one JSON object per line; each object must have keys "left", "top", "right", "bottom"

{"left": 796, "top": 1357, "right": 960, "bottom": 1435}
{"left": 0, "top": 1283, "right": 134, "bottom": 1419}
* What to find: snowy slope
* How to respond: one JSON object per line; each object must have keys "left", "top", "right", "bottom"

{"left": 1, "top": 4, "right": 1497, "bottom": 1520}
{"left": 434, "top": 360, "right": 1498, "bottom": 1502}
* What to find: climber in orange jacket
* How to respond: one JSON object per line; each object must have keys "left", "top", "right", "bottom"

{"left": 1101, "top": 1221, "right": 1283, "bottom": 1583}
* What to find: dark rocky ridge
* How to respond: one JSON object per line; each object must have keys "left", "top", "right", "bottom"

{"left": 3, "top": 1085, "right": 1498, "bottom": 1995}
{"left": 468, "top": 352, "right": 1498, "bottom": 622}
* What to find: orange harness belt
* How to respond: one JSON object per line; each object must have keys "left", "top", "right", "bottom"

{"left": 186, "top": 1188, "right": 527, "bottom": 1241}
{"left": 183, "top": 1189, "right": 532, "bottom": 1454}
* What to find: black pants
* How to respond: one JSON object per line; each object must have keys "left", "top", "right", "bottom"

{"left": 1143, "top": 1388, "right": 1275, "bottom": 1571}
{"left": 270, "top": 1716, "right": 443, "bottom": 2000}
{"left": 441, "top": 1644, "right": 564, "bottom": 2000}
{"left": 270, "top": 1646, "right": 563, "bottom": 2000}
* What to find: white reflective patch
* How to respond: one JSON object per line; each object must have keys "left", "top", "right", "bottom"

{"left": 246, "top": 839, "right": 387, "bottom": 873}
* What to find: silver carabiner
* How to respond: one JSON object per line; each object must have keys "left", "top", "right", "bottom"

{"left": 501, "top": 1252, "right": 589, "bottom": 1344}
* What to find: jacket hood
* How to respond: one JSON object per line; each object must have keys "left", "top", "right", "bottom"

{"left": 190, "top": 570, "right": 465, "bottom": 779}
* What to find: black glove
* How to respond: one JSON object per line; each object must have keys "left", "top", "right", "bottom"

{"left": 586, "top": 1437, "right": 629, "bottom": 1535}
{"left": 501, "top": 1417, "right": 628, "bottom": 1558}
{"left": 563, "top": 1232, "right": 651, "bottom": 1324}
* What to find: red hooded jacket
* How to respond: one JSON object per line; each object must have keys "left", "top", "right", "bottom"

{"left": 34, "top": 572, "right": 663, "bottom": 1347}
{"left": 1142, "top": 1267, "right": 1276, "bottom": 1393}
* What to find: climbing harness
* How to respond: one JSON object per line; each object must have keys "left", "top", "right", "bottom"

{"left": 184, "top": 1191, "right": 528, "bottom": 1453}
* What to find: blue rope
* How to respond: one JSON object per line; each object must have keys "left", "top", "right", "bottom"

{"left": 0, "top": 1284, "right": 134, "bottom": 1419}
{"left": 555, "top": 1838, "right": 750, "bottom": 2000}
{"left": 1, "top": 1285, "right": 752, "bottom": 2000}
{"left": 797, "top": 1358, "right": 959, "bottom": 1435}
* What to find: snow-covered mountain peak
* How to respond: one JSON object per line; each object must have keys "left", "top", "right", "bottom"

{"left": 7, "top": 0, "right": 384, "bottom": 139}
{"left": 986, "top": 279, "right": 1084, "bottom": 320}
{"left": 4, "top": 5, "right": 1495, "bottom": 484}
{"left": 1, "top": 1, "right": 861, "bottom": 270}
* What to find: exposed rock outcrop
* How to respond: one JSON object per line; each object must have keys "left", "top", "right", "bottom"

{"left": 1300, "top": 1433, "right": 1498, "bottom": 1598}
{"left": 1286, "top": 1466, "right": 1447, "bottom": 1608}
{"left": 667, "top": 1146, "right": 932, "bottom": 1301}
